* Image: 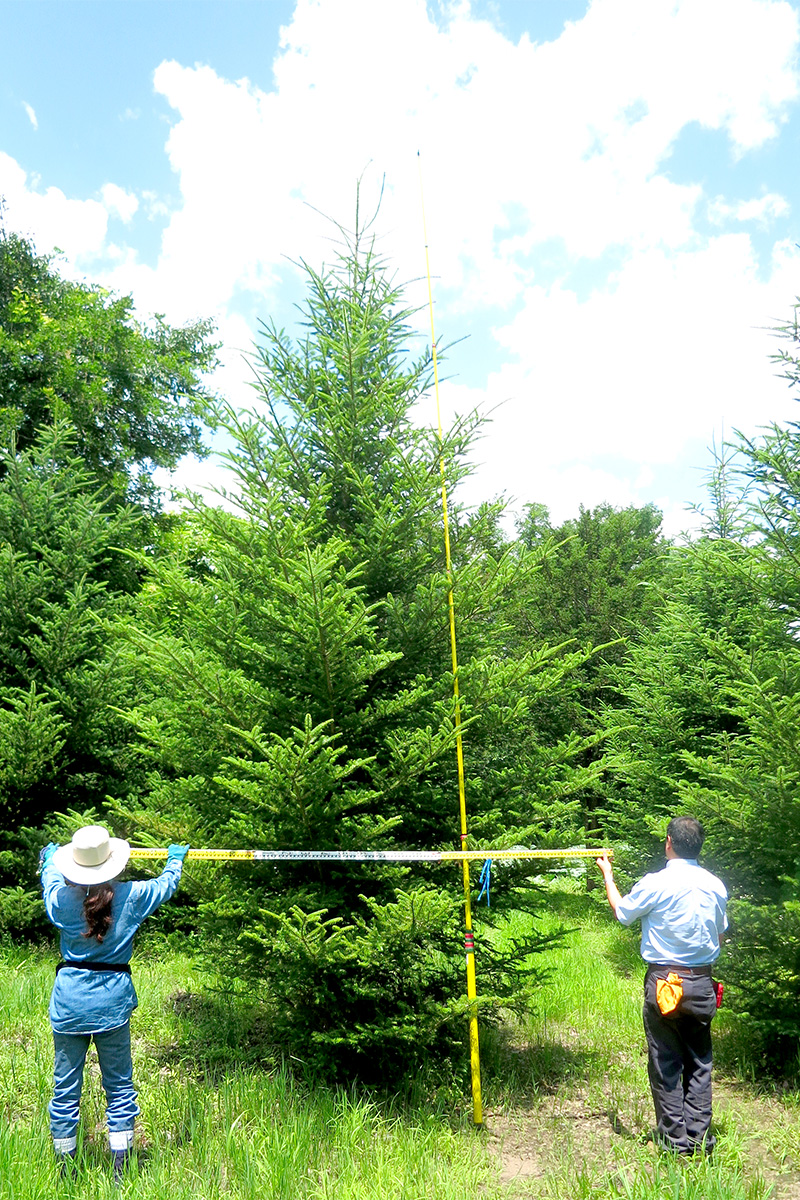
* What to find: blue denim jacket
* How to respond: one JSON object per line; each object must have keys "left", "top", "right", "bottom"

{"left": 41, "top": 858, "right": 183, "bottom": 1033}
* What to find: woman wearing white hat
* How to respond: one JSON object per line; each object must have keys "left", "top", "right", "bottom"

{"left": 39, "top": 825, "right": 189, "bottom": 1179}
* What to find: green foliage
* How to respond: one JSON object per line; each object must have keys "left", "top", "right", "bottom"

{"left": 0, "top": 424, "right": 146, "bottom": 903}
{"left": 515, "top": 502, "right": 666, "bottom": 659}
{"left": 0, "top": 234, "right": 219, "bottom": 921}
{"left": 0, "top": 885, "right": 43, "bottom": 935}
{"left": 0, "top": 230, "right": 218, "bottom": 513}
{"left": 224, "top": 888, "right": 465, "bottom": 1082}
{"left": 726, "top": 889, "right": 800, "bottom": 1048}
{"left": 603, "top": 540, "right": 770, "bottom": 853}
{"left": 0, "top": 685, "right": 66, "bottom": 795}
{"left": 511, "top": 501, "right": 667, "bottom": 842}
{"left": 606, "top": 414, "right": 800, "bottom": 1057}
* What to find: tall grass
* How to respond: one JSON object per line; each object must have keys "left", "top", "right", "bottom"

{"left": 0, "top": 942, "right": 499, "bottom": 1199}
{"left": 0, "top": 885, "right": 797, "bottom": 1198}
{"left": 479, "top": 880, "right": 797, "bottom": 1198}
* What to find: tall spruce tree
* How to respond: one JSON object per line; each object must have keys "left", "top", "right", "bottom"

{"left": 112, "top": 221, "right": 595, "bottom": 1081}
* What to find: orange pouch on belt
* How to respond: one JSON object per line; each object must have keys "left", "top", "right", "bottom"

{"left": 656, "top": 973, "right": 684, "bottom": 1015}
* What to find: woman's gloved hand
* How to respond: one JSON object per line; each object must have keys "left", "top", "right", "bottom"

{"left": 38, "top": 842, "right": 59, "bottom": 873}
{"left": 166, "top": 844, "right": 191, "bottom": 863}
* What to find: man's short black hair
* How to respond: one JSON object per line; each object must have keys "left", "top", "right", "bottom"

{"left": 667, "top": 816, "right": 705, "bottom": 859}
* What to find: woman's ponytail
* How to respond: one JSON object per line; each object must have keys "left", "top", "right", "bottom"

{"left": 83, "top": 883, "right": 114, "bottom": 942}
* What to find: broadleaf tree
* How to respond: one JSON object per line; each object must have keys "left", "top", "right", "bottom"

{"left": 0, "top": 229, "right": 218, "bottom": 514}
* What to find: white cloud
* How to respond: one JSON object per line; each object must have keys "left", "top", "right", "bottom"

{"left": 101, "top": 183, "right": 139, "bottom": 224}
{"left": 141, "top": 190, "right": 170, "bottom": 219}
{"left": 151, "top": 451, "right": 236, "bottom": 511}
{"left": 659, "top": 499, "right": 705, "bottom": 542}
{"left": 452, "top": 231, "right": 800, "bottom": 519}
{"left": 709, "top": 192, "right": 790, "bottom": 225}
{"left": 736, "top": 194, "right": 791, "bottom": 222}
{"left": 2, "top": 0, "right": 799, "bottom": 529}
{"left": 138, "top": 0, "right": 798, "bottom": 311}
{"left": 22, "top": 102, "right": 38, "bottom": 131}
{"left": 7, "top": 0, "right": 794, "bottom": 321}
{"left": 0, "top": 151, "right": 108, "bottom": 258}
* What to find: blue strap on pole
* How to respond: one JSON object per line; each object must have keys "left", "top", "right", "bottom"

{"left": 477, "top": 859, "right": 491, "bottom": 907}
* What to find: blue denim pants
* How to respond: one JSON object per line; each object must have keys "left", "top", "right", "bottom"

{"left": 50, "top": 1022, "right": 139, "bottom": 1143}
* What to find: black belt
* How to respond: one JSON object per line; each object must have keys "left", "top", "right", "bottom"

{"left": 56, "top": 961, "right": 131, "bottom": 975}
{"left": 647, "top": 963, "right": 712, "bottom": 975}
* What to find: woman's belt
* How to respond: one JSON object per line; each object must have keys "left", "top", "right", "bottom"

{"left": 56, "top": 961, "right": 131, "bottom": 975}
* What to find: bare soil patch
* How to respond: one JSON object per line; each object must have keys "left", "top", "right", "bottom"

{"left": 481, "top": 1078, "right": 800, "bottom": 1199}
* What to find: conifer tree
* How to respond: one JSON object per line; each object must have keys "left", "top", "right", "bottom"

{"left": 113, "top": 217, "right": 594, "bottom": 1081}
{"left": 606, "top": 368, "right": 800, "bottom": 1063}
{"left": 513, "top": 501, "right": 667, "bottom": 844}
{"left": 0, "top": 424, "right": 141, "bottom": 929}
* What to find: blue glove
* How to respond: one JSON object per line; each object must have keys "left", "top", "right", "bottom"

{"left": 38, "top": 843, "right": 59, "bottom": 873}
{"left": 167, "top": 844, "right": 190, "bottom": 863}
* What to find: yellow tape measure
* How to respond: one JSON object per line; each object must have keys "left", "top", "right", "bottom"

{"left": 441, "top": 848, "right": 611, "bottom": 861}
{"left": 128, "top": 847, "right": 612, "bottom": 862}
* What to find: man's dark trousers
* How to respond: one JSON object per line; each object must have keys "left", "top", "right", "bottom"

{"left": 643, "top": 966, "right": 718, "bottom": 1155}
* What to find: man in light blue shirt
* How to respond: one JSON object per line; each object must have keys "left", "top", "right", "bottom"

{"left": 596, "top": 816, "right": 728, "bottom": 1156}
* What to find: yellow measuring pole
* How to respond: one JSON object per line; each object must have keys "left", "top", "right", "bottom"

{"left": 418, "top": 153, "right": 483, "bottom": 1128}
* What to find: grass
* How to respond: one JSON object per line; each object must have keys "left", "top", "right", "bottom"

{"left": 0, "top": 884, "right": 798, "bottom": 1198}
{"left": 477, "top": 881, "right": 800, "bottom": 1197}
{"left": 0, "top": 944, "right": 497, "bottom": 1200}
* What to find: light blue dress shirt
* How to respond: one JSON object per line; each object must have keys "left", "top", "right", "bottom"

{"left": 615, "top": 857, "right": 728, "bottom": 966}
{"left": 41, "top": 858, "right": 184, "bottom": 1034}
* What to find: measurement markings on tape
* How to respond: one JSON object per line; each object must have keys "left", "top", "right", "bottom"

{"left": 252, "top": 849, "right": 442, "bottom": 862}
{"left": 128, "top": 847, "right": 611, "bottom": 862}
{"left": 440, "top": 848, "right": 610, "bottom": 861}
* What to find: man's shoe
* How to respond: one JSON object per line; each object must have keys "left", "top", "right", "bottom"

{"left": 688, "top": 1138, "right": 715, "bottom": 1159}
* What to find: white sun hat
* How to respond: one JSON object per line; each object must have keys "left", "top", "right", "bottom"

{"left": 51, "top": 825, "right": 131, "bottom": 886}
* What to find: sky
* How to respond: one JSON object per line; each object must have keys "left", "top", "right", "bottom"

{"left": 2, "top": 0, "right": 800, "bottom": 537}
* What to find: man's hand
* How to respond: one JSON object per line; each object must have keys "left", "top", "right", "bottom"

{"left": 595, "top": 851, "right": 621, "bottom": 915}
{"left": 596, "top": 852, "right": 613, "bottom": 877}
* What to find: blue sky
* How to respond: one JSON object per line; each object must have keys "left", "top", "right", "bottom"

{"left": 2, "top": 0, "right": 800, "bottom": 535}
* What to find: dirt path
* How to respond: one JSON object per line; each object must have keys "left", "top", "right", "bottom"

{"left": 481, "top": 1080, "right": 800, "bottom": 1198}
